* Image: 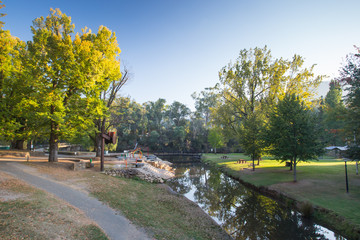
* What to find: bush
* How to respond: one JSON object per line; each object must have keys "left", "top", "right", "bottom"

{"left": 299, "top": 201, "right": 314, "bottom": 218}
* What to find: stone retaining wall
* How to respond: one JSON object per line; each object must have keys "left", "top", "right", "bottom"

{"left": 104, "top": 168, "right": 166, "bottom": 183}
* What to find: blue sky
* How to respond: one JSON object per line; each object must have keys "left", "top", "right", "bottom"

{"left": 3, "top": 0, "right": 360, "bottom": 109}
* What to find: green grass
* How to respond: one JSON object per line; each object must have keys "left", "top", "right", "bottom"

{"left": 203, "top": 153, "right": 360, "bottom": 238}
{"left": 88, "top": 173, "right": 230, "bottom": 240}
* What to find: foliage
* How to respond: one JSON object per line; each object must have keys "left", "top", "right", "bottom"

{"left": 165, "top": 101, "right": 190, "bottom": 127}
{"left": 115, "top": 97, "right": 146, "bottom": 151}
{"left": 0, "top": 31, "right": 29, "bottom": 141}
{"left": 266, "top": 94, "right": 325, "bottom": 182}
{"left": 340, "top": 47, "right": 360, "bottom": 146}
{"left": 208, "top": 127, "right": 225, "bottom": 153}
{"left": 144, "top": 98, "right": 166, "bottom": 132}
{"left": 211, "top": 46, "right": 323, "bottom": 164}
{"left": 112, "top": 97, "right": 209, "bottom": 153}
{"left": 238, "top": 112, "right": 266, "bottom": 170}
{"left": 25, "top": 9, "right": 121, "bottom": 161}
{"left": 0, "top": 0, "right": 5, "bottom": 29}
{"left": 93, "top": 67, "right": 129, "bottom": 156}
{"left": 322, "top": 80, "right": 346, "bottom": 146}
{"left": 191, "top": 88, "right": 217, "bottom": 125}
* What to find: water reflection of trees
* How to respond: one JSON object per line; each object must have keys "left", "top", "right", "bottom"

{"left": 167, "top": 163, "right": 329, "bottom": 240}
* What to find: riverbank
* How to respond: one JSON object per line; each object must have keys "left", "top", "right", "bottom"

{"left": 203, "top": 153, "right": 360, "bottom": 239}
{"left": 0, "top": 155, "right": 230, "bottom": 240}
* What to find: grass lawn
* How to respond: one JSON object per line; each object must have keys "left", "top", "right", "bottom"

{"left": 24, "top": 161, "right": 230, "bottom": 240}
{"left": 203, "top": 153, "right": 360, "bottom": 237}
{"left": 88, "top": 173, "right": 230, "bottom": 240}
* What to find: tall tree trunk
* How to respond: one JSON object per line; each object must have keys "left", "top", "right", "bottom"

{"left": 95, "top": 133, "right": 102, "bottom": 157}
{"left": 95, "top": 117, "right": 107, "bottom": 157}
{"left": 27, "top": 140, "right": 32, "bottom": 151}
{"left": 48, "top": 120, "right": 59, "bottom": 162}
{"left": 293, "top": 158, "right": 297, "bottom": 182}
{"left": 252, "top": 155, "right": 255, "bottom": 171}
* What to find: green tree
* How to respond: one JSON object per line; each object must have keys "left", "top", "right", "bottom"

{"left": 144, "top": 98, "right": 167, "bottom": 133}
{"left": 211, "top": 46, "right": 323, "bottom": 165}
{"left": 0, "top": 32, "right": 26, "bottom": 143}
{"left": 340, "top": 47, "right": 360, "bottom": 162}
{"left": 148, "top": 130, "right": 160, "bottom": 151}
{"left": 191, "top": 88, "right": 217, "bottom": 125}
{"left": 0, "top": 0, "right": 5, "bottom": 29}
{"left": 166, "top": 101, "right": 190, "bottom": 127}
{"left": 323, "top": 80, "right": 346, "bottom": 146}
{"left": 0, "top": 2, "right": 37, "bottom": 149}
{"left": 27, "top": 9, "right": 121, "bottom": 162}
{"left": 188, "top": 114, "right": 208, "bottom": 152}
{"left": 340, "top": 47, "right": 360, "bottom": 144}
{"left": 115, "top": 98, "right": 147, "bottom": 151}
{"left": 239, "top": 112, "right": 265, "bottom": 171}
{"left": 93, "top": 66, "right": 129, "bottom": 156}
{"left": 208, "top": 127, "right": 225, "bottom": 154}
{"left": 266, "top": 94, "right": 324, "bottom": 182}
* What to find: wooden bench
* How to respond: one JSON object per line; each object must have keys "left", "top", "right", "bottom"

{"left": 221, "top": 156, "right": 229, "bottom": 159}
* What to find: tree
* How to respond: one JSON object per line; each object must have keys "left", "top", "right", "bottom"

{"left": 144, "top": 98, "right": 167, "bottom": 134}
{"left": 0, "top": 0, "right": 5, "bottom": 29}
{"left": 323, "top": 80, "right": 346, "bottom": 146}
{"left": 93, "top": 66, "right": 129, "bottom": 156}
{"left": 340, "top": 47, "right": 360, "bottom": 145}
{"left": 115, "top": 98, "right": 147, "bottom": 151}
{"left": 166, "top": 101, "right": 190, "bottom": 127}
{"left": 191, "top": 88, "right": 217, "bottom": 125}
{"left": 27, "top": 9, "right": 121, "bottom": 162}
{"left": 239, "top": 112, "right": 265, "bottom": 171}
{"left": 208, "top": 127, "right": 225, "bottom": 154}
{"left": 0, "top": 2, "right": 36, "bottom": 149}
{"left": 340, "top": 47, "right": 360, "bottom": 169}
{"left": 211, "top": 46, "right": 323, "bottom": 166}
{"left": 266, "top": 94, "right": 324, "bottom": 182}
{"left": 188, "top": 114, "right": 208, "bottom": 152}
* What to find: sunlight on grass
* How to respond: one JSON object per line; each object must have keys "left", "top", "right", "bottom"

{"left": 204, "top": 153, "right": 356, "bottom": 169}
{"left": 203, "top": 152, "right": 360, "bottom": 230}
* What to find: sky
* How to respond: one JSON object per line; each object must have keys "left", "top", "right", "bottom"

{"left": 3, "top": 0, "right": 360, "bottom": 110}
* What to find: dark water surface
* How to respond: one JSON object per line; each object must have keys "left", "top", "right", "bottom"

{"left": 164, "top": 156, "right": 346, "bottom": 240}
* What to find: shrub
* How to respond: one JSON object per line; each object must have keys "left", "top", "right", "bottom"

{"left": 299, "top": 201, "right": 314, "bottom": 218}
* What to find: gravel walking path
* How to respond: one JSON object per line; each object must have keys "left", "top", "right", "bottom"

{"left": 0, "top": 161, "right": 150, "bottom": 240}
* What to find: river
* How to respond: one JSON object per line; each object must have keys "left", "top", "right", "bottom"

{"left": 163, "top": 157, "right": 346, "bottom": 240}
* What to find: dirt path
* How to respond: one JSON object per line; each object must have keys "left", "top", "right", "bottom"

{"left": 0, "top": 161, "right": 150, "bottom": 240}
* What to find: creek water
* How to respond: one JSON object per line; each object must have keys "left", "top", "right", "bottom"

{"left": 164, "top": 156, "right": 346, "bottom": 240}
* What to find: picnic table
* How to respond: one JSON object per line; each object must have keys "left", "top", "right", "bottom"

{"left": 237, "top": 159, "right": 247, "bottom": 164}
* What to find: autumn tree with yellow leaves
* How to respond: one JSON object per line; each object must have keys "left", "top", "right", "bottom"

{"left": 26, "top": 9, "right": 122, "bottom": 162}
{"left": 211, "top": 46, "right": 323, "bottom": 169}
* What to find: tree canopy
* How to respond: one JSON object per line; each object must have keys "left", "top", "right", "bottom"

{"left": 211, "top": 46, "right": 323, "bottom": 165}
{"left": 25, "top": 8, "right": 121, "bottom": 162}
{"left": 266, "top": 94, "right": 324, "bottom": 182}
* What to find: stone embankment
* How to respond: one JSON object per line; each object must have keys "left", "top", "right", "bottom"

{"left": 104, "top": 156, "right": 175, "bottom": 183}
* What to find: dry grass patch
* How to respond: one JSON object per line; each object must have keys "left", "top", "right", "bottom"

{"left": 0, "top": 171, "right": 107, "bottom": 240}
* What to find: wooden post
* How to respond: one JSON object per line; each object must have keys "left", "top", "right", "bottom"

{"left": 345, "top": 160, "right": 349, "bottom": 193}
{"left": 101, "top": 136, "right": 105, "bottom": 172}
